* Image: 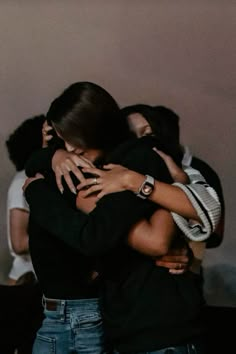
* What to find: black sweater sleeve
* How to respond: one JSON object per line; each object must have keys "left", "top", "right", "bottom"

{"left": 24, "top": 142, "right": 172, "bottom": 256}
{"left": 25, "top": 180, "right": 149, "bottom": 256}
{"left": 25, "top": 146, "right": 57, "bottom": 177}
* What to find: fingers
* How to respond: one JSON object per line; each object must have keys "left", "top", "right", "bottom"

{"left": 72, "top": 155, "right": 95, "bottom": 168}
{"left": 42, "top": 120, "right": 54, "bottom": 148}
{"left": 22, "top": 174, "right": 44, "bottom": 192}
{"left": 63, "top": 173, "right": 78, "bottom": 194}
{"left": 22, "top": 178, "right": 32, "bottom": 192}
{"left": 55, "top": 164, "right": 78, "bottom": 194}
{"left": 55, "top": 166, "right": 64, "bottom": 194}
{"left": 42, "top": 135, "right": 53, "bottom": 148}
{"left": 155, "top": 260, "right": 186, "bottom": 268}
{"left": 60, "top": 156, "right": 95, "bottom": 193}
{"left": 79, "top": 184, "right": 102, "bottom": 198}
{"left": 169, "top": 269, "right": 185, "bottom": 275}
{"left": 77, "top": 177, "right": 100, "bottom": 191}
{"left": 168, "top": 262, "right": 186, "bottom": 274}
{"left": 155, "top": 260, "right": 187, "bottom": 274}
{"left": 45, "top": 134, "right": 53, "bottom": 141}
{"left": 52, "top": 151, "right": 89, "bottom": 194}
{"left": 82, "top": 167, "right": 103, "bottom": 176}
{"left": 153, "top": 147, "right": 172, "bottom": 165}
{"left": 61, "top": 162, "right": 85, "bottom": 194}
{"left": 153, "top": 147, "right": 169, "bottom": 160}
{"left": 44, "top": 124, "right": 53, "bottom": 133}
{"left": 156, "top": 255, "right": 189, "bottom": 263}
{"left": 35, "top": 173, "right": 44, "bottom": 178}
{"left": 102, "top": 163, "right": 117, "bottom": 170}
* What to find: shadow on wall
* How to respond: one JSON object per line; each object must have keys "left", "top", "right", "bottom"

{"left": 203, "top": 264, "right": 236, "bottom": 307}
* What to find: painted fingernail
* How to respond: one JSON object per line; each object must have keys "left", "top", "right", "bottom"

{"left": 59, "top": 188, "right": 64, "bottom": 194}
{"left": 72, "top": 188, "right": 76, "bottom": 194}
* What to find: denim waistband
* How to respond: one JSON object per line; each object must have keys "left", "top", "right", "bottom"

{"left": 42, "top": 296, "right": 100, "bottom": 313}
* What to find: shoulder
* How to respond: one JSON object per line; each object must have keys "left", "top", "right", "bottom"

{"left": 7, "top": 171, "right": 28, "bottom": 210}
{"left": 109, "top": 137, "right": 173, "bottom": 183}
{"left": 191, "top": 156, "right": 224, "bottom": 205}
{"left": 8, "top": 171, "right": 26, "bottom": 193}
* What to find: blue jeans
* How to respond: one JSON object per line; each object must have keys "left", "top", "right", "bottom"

{"left": 117, "top": 341, "right": 206, "bottom": 354}
{"left": 33, "top": 297, "right": 108, "bottom": 354}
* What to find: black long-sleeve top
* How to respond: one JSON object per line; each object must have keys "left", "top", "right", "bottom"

{"left": 25, "top": 137, "right": 206, "bottom": 352}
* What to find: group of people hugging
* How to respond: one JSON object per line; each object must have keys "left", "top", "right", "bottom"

{"left": 5, "top": 81, "right": 224, "bottom": 354}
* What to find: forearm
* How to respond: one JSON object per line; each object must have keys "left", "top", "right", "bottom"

{"left": 127, "top": 208, "right": 176, "bottom": 256}
{"left": 77, "top": 193, "right": 175, "bottom": 258}
{"left": 25, "top": 179, "right": 150, "bottom": 256}
{"left": 9, "top": 209, "right": 30, "bottom": 254}
{"left": 124, "top": 170, "right": 200, "bottom": 221}
{"left": 25, "top": 146, "right": 56, "bottom": 177}
{"left": 11, "top": 233, "right": 29, "bottom": 254}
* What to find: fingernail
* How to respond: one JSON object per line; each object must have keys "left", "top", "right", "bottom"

{"left": 72, "top": 188, "right": 76, "bottom": 194}
{"left": 59, "top": 188, "right": 64, "bottom": 194}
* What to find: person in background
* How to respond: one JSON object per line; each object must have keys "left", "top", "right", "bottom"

{"left": 6, "top": 114, "right": 45, "bottom": 285}
{"left": 154, "top": 105, "right": 224, "bottom": 249}
{"left": 1, "top": 115, "right": 45, "bottom": 354}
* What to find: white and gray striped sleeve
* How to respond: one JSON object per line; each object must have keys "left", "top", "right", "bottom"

{"left": 171, "top": 167, "right": 221, "bottom": 242}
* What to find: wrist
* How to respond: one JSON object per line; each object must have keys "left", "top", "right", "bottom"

{"left": 124, "top": 171, "right": 145, "bottom": 193}
{"left": 136, "top": 174, "right": 155, "bottom": 199}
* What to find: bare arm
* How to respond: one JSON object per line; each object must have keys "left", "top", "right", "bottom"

{"left": 76, "top": 191, "right": 176, "bottom": 257}
{"left": 9, "top": 208, "right": 29, "bottom": 254}
{"left": 78, "top": 164, "right": 200, "bottom": 221}
{"left": 127, "top": 208, "right": 177, "bottom": 256}
{"left": 50, "top": 150, "right": 196, "bottom": 220}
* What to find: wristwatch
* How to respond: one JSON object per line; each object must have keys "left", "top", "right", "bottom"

{"left": 136, "top": 175, "right": 155, "bottom": 199}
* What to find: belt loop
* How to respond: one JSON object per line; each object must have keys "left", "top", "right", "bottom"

{"left": 59, "top": 300, "right": 66, "bottom": 320}
{"left": 41, "top": 295, "right": 46, "bottom": 308}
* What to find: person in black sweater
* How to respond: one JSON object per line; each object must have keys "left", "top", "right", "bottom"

{"left": 118, "top": 104, "right": 224, "bottom": 269}
{"left": 23, "top": 82, "right": 208, "bottom": 353}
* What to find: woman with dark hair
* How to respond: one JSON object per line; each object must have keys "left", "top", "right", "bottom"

{"left": 23, "top": 82, "right": 217, "bottom": 354}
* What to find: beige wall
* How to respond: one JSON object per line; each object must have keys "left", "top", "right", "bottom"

{"left": 0, "top": 0, "right": 235, "bottom": 305}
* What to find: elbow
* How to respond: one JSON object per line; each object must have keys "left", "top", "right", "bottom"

{"left": 146, "top": 240, "right": 170, "bottom": 257}
{"left": 12, "top": 241, "right": 29, "bottom": 255}
{"left": 154, "top": 242, "right": 169, "bottom": 256}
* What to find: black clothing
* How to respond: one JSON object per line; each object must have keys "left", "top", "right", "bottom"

{"left": 25, "top": 137, "right": 206, "bottom": 352}
{"left": 28, "top": 169, "right": 100, "bottom": 300}
{"left": 191, "top": 157, "right": 225, "bottom": 248}
{"left": 0, "top": 282, "right": 43, "bottom": 354}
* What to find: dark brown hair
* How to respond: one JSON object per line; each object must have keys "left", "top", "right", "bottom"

{"left": 47, "top": 82, "right": 131, "bottom": 154}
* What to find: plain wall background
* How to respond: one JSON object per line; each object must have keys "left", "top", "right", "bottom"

{"left": 0, "top": 0, "right": 235, "bottom": 306}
